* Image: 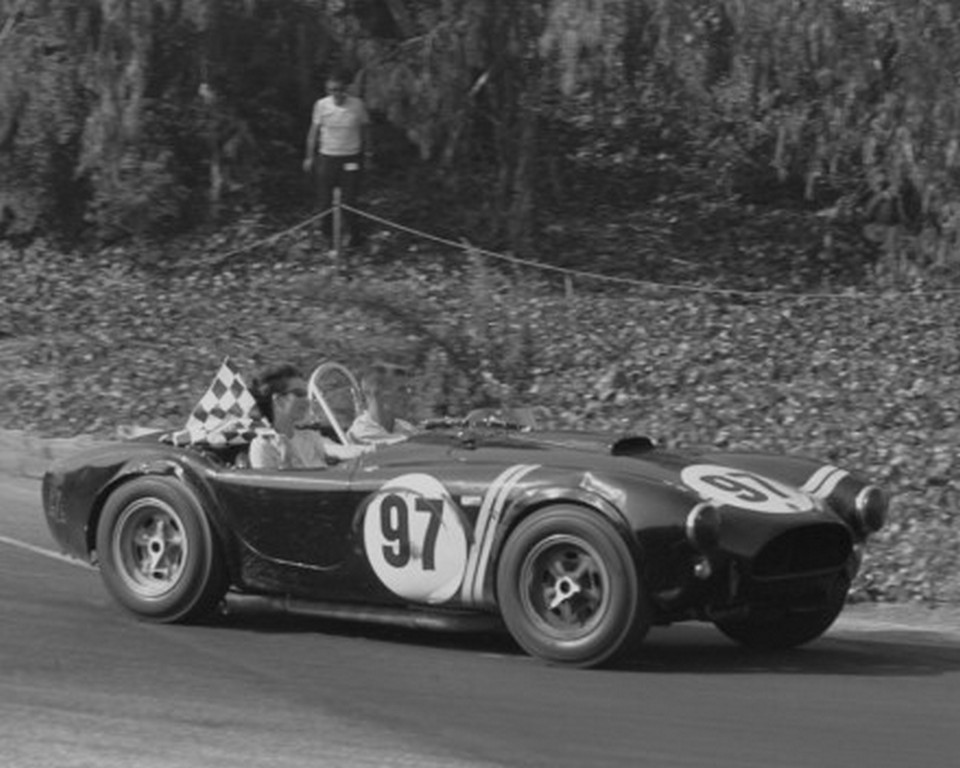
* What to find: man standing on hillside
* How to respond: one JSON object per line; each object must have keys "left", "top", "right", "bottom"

{"left": 303, "top": 70, "right": 371, "bottom": 253}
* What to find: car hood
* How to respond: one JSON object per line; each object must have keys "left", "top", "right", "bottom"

{"left": 447, "top": 428, "right": 864, "bottom": 519}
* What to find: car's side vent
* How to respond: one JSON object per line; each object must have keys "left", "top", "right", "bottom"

{"left": 752, "top": 525, "right": 852, "bottom": 578}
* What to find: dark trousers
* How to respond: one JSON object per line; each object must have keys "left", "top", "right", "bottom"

{"left": 315, "top": 153, "right": 363, "bottom": 240}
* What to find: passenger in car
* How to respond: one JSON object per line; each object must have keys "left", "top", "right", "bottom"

{"left": 249, "top": 363, "right": 373, "bottom": 469}
{"left": 348, "top": 362, "right": 418, "bottom": 445}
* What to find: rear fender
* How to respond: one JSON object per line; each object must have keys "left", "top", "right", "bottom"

{"left": 86, "top": 459, "right": 239, "bottom": 578}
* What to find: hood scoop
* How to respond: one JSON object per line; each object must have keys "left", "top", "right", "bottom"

{"left": 611, "top": 436, "right": 656, "bottom": 457}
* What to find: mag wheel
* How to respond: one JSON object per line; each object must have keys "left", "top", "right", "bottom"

{"left": 496, "top": 506, "right": 649, "bottom": 667}
{"left": 96, "top": 476, "right": 227, "bottom": 623}
{"left": 713, "top": 576, "right": 850, "bottom": 650}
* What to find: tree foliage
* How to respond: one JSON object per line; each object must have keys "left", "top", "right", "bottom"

{"left": 547, "top": 0, "right": 960, "bottom": 279}
{"left": 0, "top": 0, "right": 332, "bottom": 240}
{"left": 3, "top": 0, "right": 960, "bottom": 276}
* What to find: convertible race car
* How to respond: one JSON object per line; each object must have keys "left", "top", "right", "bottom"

{"left": 41, "top": 362, "right": 888, "bottom": 668}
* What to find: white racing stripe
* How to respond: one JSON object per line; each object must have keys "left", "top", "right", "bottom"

{"left": 468, "top": 464, "right": 540, "bottom": 604}
{"left": 801, "top": 464, "right": 849, "bottom": 499}
{"left": 460, "top": 464, "right": 532, "bottom": 603}
{"left": 460, "top": 464, "right": 540, "bottom": 605}
{"left": 0, "top": 534, "right": 94, "bottom": 570}
{"left": 801, "top": 465, "right": 837, "bottom": 495}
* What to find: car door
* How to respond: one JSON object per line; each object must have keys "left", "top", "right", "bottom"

{"left": 211, "top": 459, "right": 376, "bottom": 596}
{"left": 211, "top": 433, "right": 546, "bottom": 607}
{"left": 209, "top": 436, "right": 473, "bottom": 603}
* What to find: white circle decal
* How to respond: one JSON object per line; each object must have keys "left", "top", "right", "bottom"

{"left": 363, "top": 474, "right": 469, "bottom": 603}
{"left": 681, "top": 464, "right": 814, "bottom": 514}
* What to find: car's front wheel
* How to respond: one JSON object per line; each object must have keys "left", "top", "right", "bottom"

{"left": 713, "top": 576, "right": 850, "bottom": 650}
{"left": 496, "top": 505, "right": 649, "bottom": 667}
{"left": 96, "top": 476, "right": 227, "bottom": 623}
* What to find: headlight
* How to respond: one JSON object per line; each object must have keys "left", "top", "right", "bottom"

{"left": 685, "top": 502, "right": 721, "bottom": 552}
{"left": 854, "top": 485, "right": 888, "bottom": 535}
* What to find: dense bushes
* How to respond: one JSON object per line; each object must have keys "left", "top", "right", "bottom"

{"left": 6, "top": 1, "right": 960, "bottom": 283}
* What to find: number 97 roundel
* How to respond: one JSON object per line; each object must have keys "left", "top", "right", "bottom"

{"left": 681, "top": 464, "right": 814, "bottom": 514}
{"left": 362, "top": 474, "right": 471, "bottom": 604}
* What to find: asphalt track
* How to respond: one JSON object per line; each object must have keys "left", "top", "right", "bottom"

{"left": 3, "top": 474, "right": 960, "bottom": 768}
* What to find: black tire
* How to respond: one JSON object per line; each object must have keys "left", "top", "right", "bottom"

{"left": 713, "top": 576, "right": 850, "bottom": 651}
{"left": 496, "top": 506, "right": 649, "bottom": 667}
{"left": 96, "top": 476, "right": 227, "bottom": 623}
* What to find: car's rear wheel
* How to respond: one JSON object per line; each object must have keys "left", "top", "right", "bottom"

{"left": 96, "top": 476, "right": 227, "bottom": 623}
{"left": 713, "top": 576, "right": 850, "bottom": 650}
{"left": 496, "top": 506, "right": 649, "bottom": 667}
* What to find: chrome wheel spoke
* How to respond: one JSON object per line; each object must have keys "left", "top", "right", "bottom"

{"left": 544, "top": 583, "right": 558, "bottom": 605}
{"left": 116, "top": 499, "right": 188, "bottom": 597}
{"left": 523, "top": 535, "right": 609, "bottom": 632}
{"left": 555, "top": 601, "right": 576, "bottom": 623}
{"left": 567, "top": 557, "right": 591, "bottom": 582}
{"left": 544, "top": 550, "right": 596, "bottom": 611}
{"left": 143, "top": 545, "right": 164, "bottom": 577}
{"left": 547, "top": 576, "right": 583, "bottom": 610}
{"left": 581, "top": 578, "right": 603, "bottom": 606}
{"left": 546, "top": 556, "right": 571, "bottom": 580}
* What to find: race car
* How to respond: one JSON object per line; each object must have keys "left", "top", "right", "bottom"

{"left": 41, "top": 362, "right": 888, "bottom": 668}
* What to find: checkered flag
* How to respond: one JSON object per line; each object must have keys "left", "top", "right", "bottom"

{"left": 162, "top": 359, "right": 275, "bottom": 447}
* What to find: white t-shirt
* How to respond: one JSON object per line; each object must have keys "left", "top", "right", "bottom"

{"left": 311, "top": 95, "right": 370, "bottom": 156}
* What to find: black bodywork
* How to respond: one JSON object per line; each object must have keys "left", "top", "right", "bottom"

{"left": 42, "top": 426, "right": 879, "bottom": 629}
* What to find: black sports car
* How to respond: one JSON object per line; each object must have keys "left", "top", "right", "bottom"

{"left": 41, "top": 363, "right": 888, "bottom": 667}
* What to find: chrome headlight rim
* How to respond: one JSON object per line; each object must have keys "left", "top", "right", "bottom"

{"left": 685, "top": 502, "right": 722, "bottom": 552}
{"left": 854, "top": 484, "right": 888, "bottom": 535}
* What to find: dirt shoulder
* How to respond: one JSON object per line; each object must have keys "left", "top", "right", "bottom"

{"left": 838, "top": 602, "right": 960, "bottom": 638}
{"left": 0, "top": 429, "right": 111, "bottom": 480}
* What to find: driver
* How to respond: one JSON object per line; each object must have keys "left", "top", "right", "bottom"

{"left": 348, "top": 362, "right": 418, "bottom": 445}
{"left": 249, "top": 363, "right": 373, "bottom": 469}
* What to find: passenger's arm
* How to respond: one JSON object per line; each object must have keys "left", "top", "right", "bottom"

{"left": 249, "top": 435, "right": 283, "bottom": 469}
{"left": 323, "top": 438, "right": 375, "bottom": 462}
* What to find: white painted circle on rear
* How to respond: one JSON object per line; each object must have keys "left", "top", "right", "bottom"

{"left": 681, "top": 464, "right": 814, "bottom": 513}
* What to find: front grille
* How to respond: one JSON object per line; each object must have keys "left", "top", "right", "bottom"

{"left": 751, "top": 524, "right": 852, "bottom": 578}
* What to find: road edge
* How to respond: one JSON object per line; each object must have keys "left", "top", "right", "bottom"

{"left": 0, "top": 428, "right": 112, "bottom": 480}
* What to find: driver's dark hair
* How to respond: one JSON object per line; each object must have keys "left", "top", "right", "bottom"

{"left": 251, "top": 363, "right": 303, "bottom": 423}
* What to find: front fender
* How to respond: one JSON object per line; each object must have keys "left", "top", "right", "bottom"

{"left": 477, "top": 485, "right": 638, "bottom": 609}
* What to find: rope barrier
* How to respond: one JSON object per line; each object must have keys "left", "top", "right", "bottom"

{"left": 207, "top": 207, "right": 333, "bottom": 265}
{"left": 205, "top": 198, "right": 959, "bottom": 301}
{"left": 342, "top": 204, "right": 960, "bottom": 301}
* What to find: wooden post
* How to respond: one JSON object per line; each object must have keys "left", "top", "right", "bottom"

{"left": 332, "top": 187, "right": 342, "bottom": 255}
